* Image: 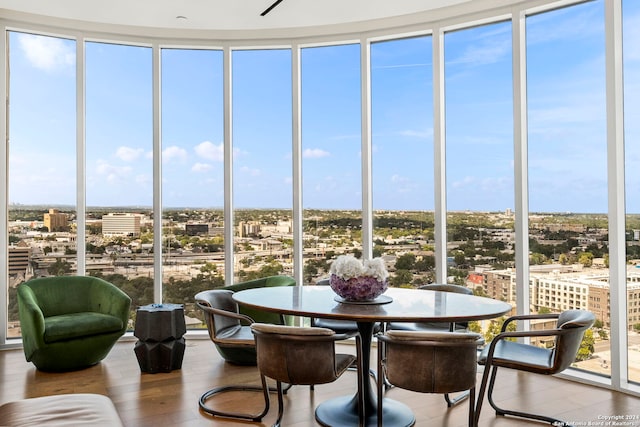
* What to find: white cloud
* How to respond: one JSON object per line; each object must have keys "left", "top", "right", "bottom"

{"left": 391, "top": 174, "right": 410, "bottom": 184}
{"left": 240, "top": 166, "right": 261, "bottom": 176}
{"left": 96, "top": 160, "right": 133, "bottom": 183}
{"left": 135, "top": 174, "right": 151, "bottom": 186}
{"left": 115, "top": 146, "right": 144, "bottom": 162}
{"left": 18, "top": 33, "right": 74, "bottom": 71}
{"left": 191, "top": 162, "right": 212, "bottom": 172}
{"left": 194, "top": 141, "right": 224, "bottom": 161}
{"left": 163, "top": 146, "right": 188, "bottom": 163}
{"left": 399, "top": 129, "right": 432, "bottom": 139}
{"left": 303, "top": 148, "right": 330, "bottom": 159}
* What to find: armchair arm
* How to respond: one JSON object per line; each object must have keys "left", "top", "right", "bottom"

{"left": 500, "top": 313, "right": 560, "bottom": 332}
{"left": 196, "top": 301, "right": 255, "bottom": 326}
{"left": 100, "top": 284, "right": 132, "bottom": 329}
{"left": 17, "top": 285, "right": 47, "bottom": 361}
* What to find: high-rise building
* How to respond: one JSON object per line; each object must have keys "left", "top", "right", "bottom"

{"left": 102, "top": 213, "right": 141, "bottom": 237}
{"left": 43, "top": 209, "right": 68, "bottom": 232}
{"left": 8, "top": 245, "right": 31, "bottom": 277}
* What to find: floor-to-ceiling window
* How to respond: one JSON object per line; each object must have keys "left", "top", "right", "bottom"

{"left": 6, "top": 32, "right": 77, "bottom": 338}
{"left": 527, "top": 1, "right": 608, "bottom": 376}
{"left": 371, "top": 36, "right": 435, "bottom": 287}
{"left": 444, "top": 21, "right": 514, "bottom": 307}
{"left": 301, "top": 44, "right": 362, "bottom": 285}
{"left": 623, "top": 0, "right": 640, "bottom": 383}
{"left": 160, "top": 48, "right": 224, "bottom": 323}
{"left": 232, "top": 49, "right": 293, "bottom": 283}
{"left": 85, "top": 41, "right": 153, "bottom": 321}
{"left": 3, "top": 0, "right": 638, "bottom": 394}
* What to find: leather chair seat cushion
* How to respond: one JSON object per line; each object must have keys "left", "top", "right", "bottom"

{"left": 251, "top": 323, "right": 335, "bottom": 336}
{"left": 0, "top": 393, "right": 123, "bottom": 426}
{"left": 44, "top": 313, "right": 124, "bottom": 344}
{"left": 478, "top": 339, "right": 554, "bottom": 374}
{"left": 387, "top": 321, "right": 467, "bottom": 332}
{"left": 214, "top": 325, "right": 255, "bottom": 346}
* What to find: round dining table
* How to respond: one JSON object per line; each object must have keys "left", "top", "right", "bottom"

{"left": 233, "top": 285, "right": 512, "bottom": 427}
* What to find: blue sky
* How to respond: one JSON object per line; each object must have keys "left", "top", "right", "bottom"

{"left": 7, "top": 0, "right": 640, "bottom": 213}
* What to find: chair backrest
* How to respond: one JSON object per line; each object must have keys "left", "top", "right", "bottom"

{"left": 418, "top": 283, "right": 473, "bottom": 295}
{"left": 195, "top": 289, "right": 243, "bottom": 339}
{"left": 251, "top": 323, "right": 345, "bottom": 385}
{"left": 552, "top": 310, "right": 595, "bottom": 372}
{"left": 19, "top": 276, "right": 129, "bottom": 317}
{"left": 381, "top": 330, "right": 483, "bottom": 394}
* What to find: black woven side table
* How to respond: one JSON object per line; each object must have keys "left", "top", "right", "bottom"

{"left": 134, "top": 303, "right": 186, "bottom": 373}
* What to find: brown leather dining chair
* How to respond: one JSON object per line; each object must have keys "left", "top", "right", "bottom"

{"left": 384, "top": 283, "right": 475, "bottom": 406}
{"left": 195, "top": 289, "right": 286, "bottom": 421}
{"left": 475, "top": 309, "right": 595, "bottom": 426}
{"left": 377, "top": 330, "right": 484, "bottom": 427}
{"left": 251, "top": 323, "right": 360, "bottom": 427}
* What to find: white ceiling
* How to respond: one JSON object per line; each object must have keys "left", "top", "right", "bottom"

{"left": 0, "top": 0, "right": 539, "bottom": 40}
{"left": 0, "top": 0, "right": 476, "bottom": 31}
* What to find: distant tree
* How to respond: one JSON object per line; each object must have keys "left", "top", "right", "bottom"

{"left": 390, "top": 269, "right": 412, "bottom": 287}
{"left": 538, "top": 306, "right": 551, "bottom": 314}
{"left": 395, "top": 253, "right": 416, "bottom": 270}
{"left": 529, "top": 253, "right": 546, "bottom": 265}
{"left": 468, "top": 320, "right": 481, "bottom": 333}
{"left": 558, "top": 253, "right": 568, "bottom": 265}
{"left": 473, "top": 286, "right": 488, "bottom": 297}
{"left": 484, "top": 316, "right": 516, "bottom": 343}
{"left": 200, "top": 262, "right": 218, "bottom": 278}
{"left": 47, "top": 259, "right": 71, "bottom": 276}
{"left": 416, "top": 255, "right": 435, "bottom": 271}
{"left": 576, "top": 329, "right": 595, "bottom": 361}
{"left": 578, "top": 252, "right": 594, "bottom": 267}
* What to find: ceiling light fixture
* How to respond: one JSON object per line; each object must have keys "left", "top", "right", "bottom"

{"left": 260, "top": 0, "right": 284, "bottom": 16}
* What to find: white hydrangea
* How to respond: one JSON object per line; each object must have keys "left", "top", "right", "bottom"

{"left": 330, "top": 255, "right": 364, "bottom": 279}
{"left": 363, "top": 257, "right": 389, "bottom": 282}
{"left": 330, "top": 255, "right": 389, "bottom": 281}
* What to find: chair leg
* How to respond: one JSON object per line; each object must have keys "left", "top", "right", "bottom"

{"left": 199, "top": 383, "right": 270, "bottom": 422}
{"left": 273, "top": 380, "right": 285, "bottom": 427}
{"left": 377, "top": 340, "right": 384, "bottom": 427}
{"left": 444, "top": 390, "right": 470, "bottom": 407}
{"left": 474, "top": 363, "right": 493, "bottom": 427}
{"left": 482, "top": 365, "right": 572, "bottom": 426}
{"left": 468, "top": 387, "right": 476, "bottom": 427}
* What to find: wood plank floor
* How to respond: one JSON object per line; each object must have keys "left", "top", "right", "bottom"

{"left": 0, "top": 337, "right": 638, "bottom": 426}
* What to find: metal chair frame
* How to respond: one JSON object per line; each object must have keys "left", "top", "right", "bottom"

{"left": 196, "top": 292, "right": 290, "bottom": 422}
{"left": 475, "top": 311, "right": 595, "bottom": 427}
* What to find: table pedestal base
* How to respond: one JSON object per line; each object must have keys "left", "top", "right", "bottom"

{"left": 314, "top": 395, "right": 415, "bottom": 427}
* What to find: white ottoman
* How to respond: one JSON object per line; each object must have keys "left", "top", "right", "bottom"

{"left": 0, "top": 393, "right": 123, "bottom": 426}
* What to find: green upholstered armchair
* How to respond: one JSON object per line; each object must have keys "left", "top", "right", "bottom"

{"left": 223, "top": 275, "right": 296, "bottom": 325}
{"left": 17, "top": 276, "right": 131, "bottom": 372}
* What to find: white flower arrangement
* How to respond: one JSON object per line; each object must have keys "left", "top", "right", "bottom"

{"left": 329, "top": 255, "right": 389, "bottom": 282}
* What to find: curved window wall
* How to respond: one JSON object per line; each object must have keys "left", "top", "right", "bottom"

{"left": 2, "top": 0, "right": 638, "bottom": 393}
